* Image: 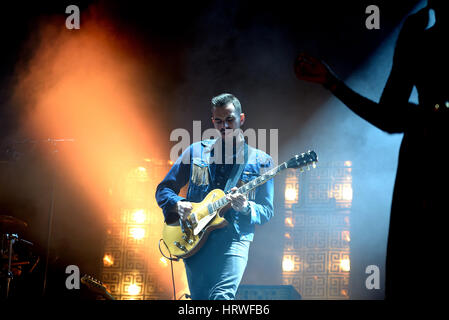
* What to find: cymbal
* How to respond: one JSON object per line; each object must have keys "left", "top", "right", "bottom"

{"left": 0, "top": 215, "right": 28, "bottom": 233}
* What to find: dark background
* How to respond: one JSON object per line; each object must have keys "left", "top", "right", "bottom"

{"left": 0, "top": 0, "right": 423, "bottom": 299}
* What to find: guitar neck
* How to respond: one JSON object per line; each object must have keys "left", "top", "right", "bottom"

{"left": 103, "top": 290, "right": 115, "bottom": 300}
{"left": 81, "top": 275, "right": 116, "bottom": 300}
{"left": 238, "top": 162, "right": 288, "bottom": 195}
{"left": 212, "top": 162, "right": 288, "bottom": 210}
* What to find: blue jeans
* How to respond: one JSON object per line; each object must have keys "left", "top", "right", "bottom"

{"left": 183, "top": 227, "right": 250, "bottom": 300}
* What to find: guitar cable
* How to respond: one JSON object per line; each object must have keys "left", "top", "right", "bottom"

{"left": 158, "top": 238, "right": 178, "bottom": 300}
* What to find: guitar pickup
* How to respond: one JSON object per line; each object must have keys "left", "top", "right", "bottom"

{"left": 174, "top": 241, "right": 187, "bottom": 252}
{"left": 189, "top": 213, "right": 198, "bottom": 225}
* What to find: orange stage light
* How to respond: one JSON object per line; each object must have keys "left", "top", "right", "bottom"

{"left": 103, "top": 254, "right": 114, "bottom": 267}
{"left": 12, "top": 6, "right": 180, "bottom": 300}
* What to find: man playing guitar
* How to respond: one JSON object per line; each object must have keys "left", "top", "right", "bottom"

{"left": 156, "top": 93, "right": 274, "bottom": 300}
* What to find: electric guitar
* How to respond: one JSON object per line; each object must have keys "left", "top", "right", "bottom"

{"left": 162, "top": 150, "right": 318, "bottom": 259}
{"left": 81, "top": 274, "right": 115, "bottom": 300}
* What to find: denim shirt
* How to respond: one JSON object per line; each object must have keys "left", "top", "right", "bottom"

{"left": 155, "top": 139, "right": 274, "bottom": 241}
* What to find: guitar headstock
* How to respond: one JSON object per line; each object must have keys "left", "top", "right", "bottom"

{"left": 81, "top": 274, "right": 115, "bottom": 300}
{"left": 286, "top": 150, "right": 318, "bottom": 170}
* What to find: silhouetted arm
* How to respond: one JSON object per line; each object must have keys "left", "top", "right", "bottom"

{"left": 325, "top": 74, "right": 413, "bottom": 134}
{"left": 295, "top": 9, "right": 429, "bottom": 134}
{"left": 332, "top": 11, "right": 429, "bottom": 133}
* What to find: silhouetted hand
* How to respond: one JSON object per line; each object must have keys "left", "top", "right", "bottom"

{"left": 294, "top": 52, "right": 336, "bottom": 87}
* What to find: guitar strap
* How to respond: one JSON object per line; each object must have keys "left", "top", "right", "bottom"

{"left": 224, "top": 142, "right": 249, "bottom": 193}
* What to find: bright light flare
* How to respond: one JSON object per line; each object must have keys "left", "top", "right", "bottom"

{"left": 282, "top": 256, "right": 295, "bottom": 272}
{"left": 127, "top": 284, "right": 141, "bottom": 295}
{"left": 130, "top": 227, "right": 145, "bottom": 240}
{"left": 340, "top": 259, "right": 350, "bottom": 272}
{"left": 285, "top": 186, "right": 298, "bottom": 202}
{"left": 342, "top": 184, "right": 353, "bottom": 201}
{"left": 132, "top": 209, "right": 146, "bottom": 224}
{"left": 103, "top": 254, "right": 114, "bottom": 267}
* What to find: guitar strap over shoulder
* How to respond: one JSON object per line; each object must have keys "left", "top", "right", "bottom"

{"left": 224, "top": 143, "right": 249, "bottom": 193}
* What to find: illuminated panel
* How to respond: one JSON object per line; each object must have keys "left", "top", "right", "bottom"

{"left": 101, "top": 160, "right": 189, "bottom": 300}
{"left": 284, "top": 170, "right": 299, "bottom": 203}
{"left": 282, "top": 161, "right": 351, "bottom": 300}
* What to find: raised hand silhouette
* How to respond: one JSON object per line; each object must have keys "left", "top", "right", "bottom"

{"left": 295, "top": 1, "right": 448, "bottom": 301}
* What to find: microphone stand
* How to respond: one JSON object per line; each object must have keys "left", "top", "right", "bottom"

{"left": 40, "top": 139, "right": 74, "bottom": 297}
{"left": 5, "top": 234, "right": 17, "bottom": 298}
{"left": 5, "top": 138, "right": 75, "bottom": 297}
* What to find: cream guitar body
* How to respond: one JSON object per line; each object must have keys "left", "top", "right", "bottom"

{"left": 162, "top": 150, "right": 318, "bottom": 259}
{"left": 162, "top": 188, "right": 231, "bottom": 258}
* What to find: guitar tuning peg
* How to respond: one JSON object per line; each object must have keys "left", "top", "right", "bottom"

{"left": 312, "top": 162, "right": 316, "bottom": 168}
{"left": 307, "top": 165, "right": 311, "bottom": 170}
{"left": 300, "top": 168, "right": 304, "bottom": 173}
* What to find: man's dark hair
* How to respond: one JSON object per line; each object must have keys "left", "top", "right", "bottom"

{"left": 211, "top": 93, "right": 242, "bottom": 115}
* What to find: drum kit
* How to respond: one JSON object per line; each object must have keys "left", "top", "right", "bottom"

{"left": 0, "top": 214, "right": 38, "bottom": 298}
{"left": 0, "top": 214, "right": 115, "bottom": 300}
